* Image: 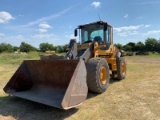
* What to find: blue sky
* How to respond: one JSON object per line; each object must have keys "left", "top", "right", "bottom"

{"left": 0, "top": 0, "right": 160, "bottom": 47}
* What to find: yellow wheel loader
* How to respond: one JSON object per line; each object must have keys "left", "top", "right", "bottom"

{"left": 3, "top": 21, "right": 126, "bottom": 110}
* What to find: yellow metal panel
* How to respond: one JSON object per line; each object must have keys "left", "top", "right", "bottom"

{"left": 93, "top": 43, "right": 119, "bottom": 71}
{"left": 105, "top": 58, "right": 117, "bottom": 71}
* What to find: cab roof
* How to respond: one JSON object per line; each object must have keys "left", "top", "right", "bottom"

{"left": 78, "top": 21, "right": 112, "bottom": 28}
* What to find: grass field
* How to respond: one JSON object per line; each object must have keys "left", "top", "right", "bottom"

{"left": 0, "top": 52, "right": 160, "bottom": 120}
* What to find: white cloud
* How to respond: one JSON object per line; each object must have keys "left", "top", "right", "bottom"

{"left": 23, "top": 8, "right": 71, "bottom": 27}
{"left": 0, "top": 33, "right": 5, "bottom": 36}
{"left": 117, "top": 32, "right": 127, "bottom": 37}
{"left": 0, "top": 11, "right": 14, "bottom": 23}
{"left": 4, "top": 35, "right": 24, "bottom": 41}
{"left": 38, "top": 29, "right": 48, "bottom": 33}
{"left": 144, "top": 30, "right": 160, "bottom": 35}
{"left": 114, "top": 25, "right": 143, "bottom": 32}
{"left": 37, "top": 22, "right": 52, "bottom": 33}
{"left": 144, "top": 25, "right": 151, "bottom": 28}
{"left": 0, "top": 34, "right": 60, "bottom": 47}
{"left": 124, "top": 14, "right": 129, "bottom": 18}
{"left": 39, "top": 22, "right": 52, "bottom": 29}
{"left": 65, "top": 34, "right": 77, "bottom": 39}
{"left": 117, "top": 31, "right": 139, "bottom": 37}
{"left": 131, "top": 31, "right": 139, "bottom": 35}
{"left": 114, "top": 24, "right": 152, "bottom": 37}
{"left": 91, "top": 1, "right": 101, "bottom": 8}
{"left": 32, "top": 33, "right": 58, "bottom": 39}
{"left": 0, "top": 35, "right": 27, "bottom": 45}
{"left": 114, "top": 24, "right": 151, "bottom": 32}
{"left": 31, "top": 33, "right": 59, "bottom": 46}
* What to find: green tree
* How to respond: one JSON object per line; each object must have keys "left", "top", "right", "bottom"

{"left": 114, "top": 43, "right": 123, "bottom": 50}
{"left": 20, "top": 42, "right": 37, "bottom": 52}
{"left": 6, "top": 44, "right": 14, "bottom": 52}
{"left": 126, "top": 42, "right": 136, "bottom": 51}
{"left": 39, "top": 42, "right": 55, "bottom": 52}
{"left": 61, "top": 44, "right": 68, "bottom": 52}
{"left": 135, "top": 41, "right": 145, "bottom": 51}
{"left": 0, "top": 43, "right": 7, "bottom": 53}
{"left": 56, "top": 45, "right": 64, "bottom": 53}
{"left": 145, "top": 38, "right": 158, "bottom": 52}
{"left": 13, "top": 46, "right": 19, "bottom": 52}
{"left": 156, "top": 40, "right": 160, "bottom": 53}
{"left": 123, "top": 45, "right": 132, "bottom": 52}
{"left": 0, "top": 43, "right": 14, "bottom": 53}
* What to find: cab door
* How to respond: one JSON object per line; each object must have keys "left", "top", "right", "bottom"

{"left": 104, "top": 25, "right": 112, "bottom": 50}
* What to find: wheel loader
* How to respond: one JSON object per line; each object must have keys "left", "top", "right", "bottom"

{"left": 3, "top": 21, "right": 126, "bottom": 110}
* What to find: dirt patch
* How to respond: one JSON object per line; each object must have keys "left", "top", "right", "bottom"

{"left": 128, "top": 57, "right": 160, "bottom": 64}
{"left": 0, "top": 116, "right": 16, "bottom": 120}
{"left": 0, "top": 67, "right": 4, "bottom": 72}
{"left": 136, "top": 59, "right": 160, "bottom": 64}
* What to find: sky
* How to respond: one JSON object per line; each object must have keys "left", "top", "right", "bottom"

{"left": 0, "top": 0, "right": 160, "bottom": 48}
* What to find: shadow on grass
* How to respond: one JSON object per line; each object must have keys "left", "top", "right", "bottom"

{"left": 0, "top": 78, "right": 122, "bottom": 120}
{"left": 110, "top": 78, "right": 122, "bottom": 84}
{"left": 87, "top": 78, "right": 120, "bottom": 99}
{"left": 0, "top": 96, "right": 78, "bottom": 120}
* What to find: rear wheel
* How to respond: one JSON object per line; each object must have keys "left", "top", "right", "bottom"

{"left": 86, "top": 58, "right": 110, "bottom": 93}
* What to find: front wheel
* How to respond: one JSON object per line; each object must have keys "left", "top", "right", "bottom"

{"left": 86, "top": 58, "right": 110, "bottom": 93}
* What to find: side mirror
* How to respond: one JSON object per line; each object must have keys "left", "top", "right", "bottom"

{"left": 74, "top": 29, "right": 78, "bottom": 37}
{"left": 104, "top": 23, "right": 108, "bottom": 31}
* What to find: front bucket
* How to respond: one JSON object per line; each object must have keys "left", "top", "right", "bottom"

{"left": 3, "top": 59, "right": 87, "bottom": 110}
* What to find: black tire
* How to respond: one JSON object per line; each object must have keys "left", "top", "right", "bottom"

{"left": 116, "top": 57, "right": 126, "bottom": 80}
{"left": 86, "top": 58, "right": 110, "bottom": 93}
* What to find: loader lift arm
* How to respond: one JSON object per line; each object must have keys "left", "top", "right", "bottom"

{"left": 65, "top": 39, "right": 94, "bottom": 62}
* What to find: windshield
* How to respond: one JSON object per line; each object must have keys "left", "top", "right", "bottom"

{"left": 80, "top": 24, "right": 104, "bottom": 44}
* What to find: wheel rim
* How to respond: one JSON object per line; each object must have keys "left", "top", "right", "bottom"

{"left": 100, "top": 66, "right": 107, "bottom": 85}
{"left": 122, "top": 62, "right": 126, "bottom": 75}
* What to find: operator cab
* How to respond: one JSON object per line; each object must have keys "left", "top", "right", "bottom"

{"left": 75, "top": 21, "right": 113, "bottom": 49}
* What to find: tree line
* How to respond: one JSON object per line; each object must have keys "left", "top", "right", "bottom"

{"left": 0, "top": 42, "right": 68, "bottom": 53}
{"left": 115, "top": 38, "right": 160, "bottom": 53}
{"left": 0, "top": 38, "right": 160, "bottom": 53}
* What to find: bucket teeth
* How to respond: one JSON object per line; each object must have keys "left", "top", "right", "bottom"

{"left": 3, "top": 59, "right": 88, "bottom": 109}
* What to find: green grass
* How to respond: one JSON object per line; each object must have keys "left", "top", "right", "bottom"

{"left": 148, "top": 52, "right": 160, "bottom": 57}
{"left": 0, "top": 52, "right": 160, "bottom": 120}
{"left": 0, "top": 52, "right": 41, "bottom": 65}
